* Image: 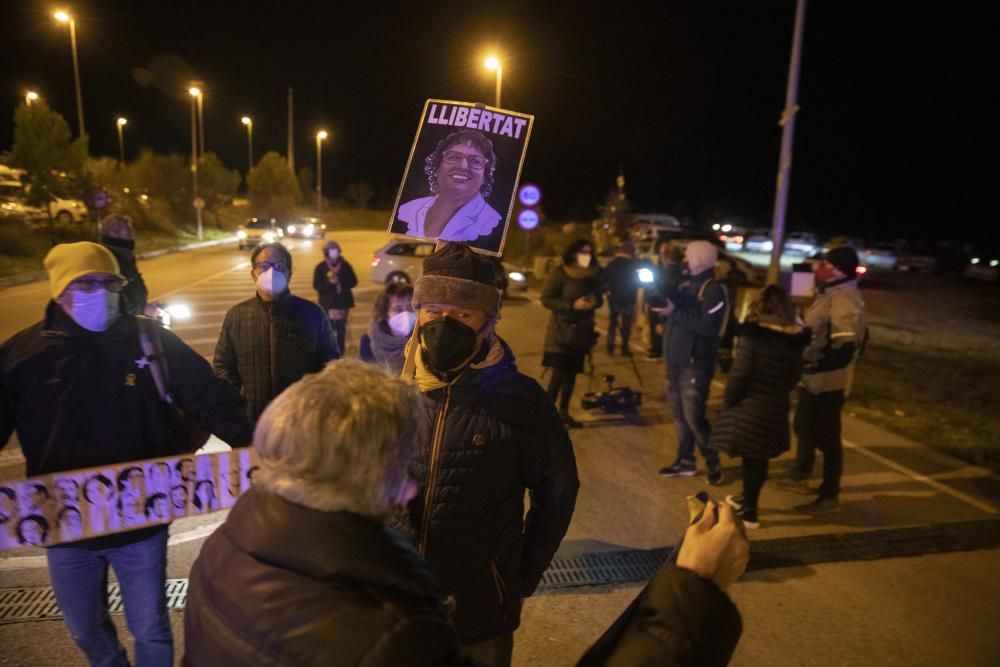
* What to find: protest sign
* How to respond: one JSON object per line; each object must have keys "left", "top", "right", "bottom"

{"left": 388, "top": 99, "right": 534, "bottom": 257}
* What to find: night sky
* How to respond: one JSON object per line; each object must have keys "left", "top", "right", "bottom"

{"left": 0, "top": 1, "right": 987, "bottom": 242}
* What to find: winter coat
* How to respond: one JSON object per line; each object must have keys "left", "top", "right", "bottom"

{"left": 213, "top": 291, "right": 338, "bottom": 422}
{"left": 184, "top": 488, "right": 470, "bottom": 667}
{"left": 710, "top": 321, "right": 811, "bottom": 459}
{"left": 541, "top": 264, "right": 603, "bottom": 354}
{"left": 396, "top": 339, "right": 579, "bottom": 642}
{"left": 602, "top": 256, "right": 639, "bottom": 307}
{"left": 313, "top": 259, "right": 358, "bottom": 311}
{"left": 801, "top": 278, "right": 867, "bottom": 396}
{"left": 663, "top": 269, "right": 729, "bottom": 370}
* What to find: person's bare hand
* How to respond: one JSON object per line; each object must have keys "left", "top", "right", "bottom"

{"left": 655, "top": 323, "right": 665, "bottom": 336}
{"left": 573, "top": 296, "right": 595, "bottom": 310}
{"left": 676, "top": 500, "right": 750, "bottom": 590}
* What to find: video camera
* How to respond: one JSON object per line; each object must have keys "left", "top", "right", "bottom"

{"left": 581, "top": 374, "right": 642, "bottom": 414}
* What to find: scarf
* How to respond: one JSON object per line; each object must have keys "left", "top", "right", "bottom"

{"left": 367, "top": 321, "right": 410, "bottom": 374}
{"left": 563, "top": 264, "right": 597, "bottom": 280}
{"left": 403, "top": 331, "right": 505, "bottom": 392}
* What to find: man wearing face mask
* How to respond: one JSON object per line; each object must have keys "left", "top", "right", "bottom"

{"left": 99, "top": 214, "right": 151, "bottom": 317}
{"left": 779, "top": 246, "right": 867, "bottom": 514}
{"left": 0, "top": 242, "right": 253, "bottom": 667}
{"left": 214, "top": 243, "right": 339, "bottom": 422}
{"left": 655, "top": 240, "right": 728, "bottom": 485}
{"left": 396, "top": 243, "right": 579, "bottom": 667}
{"left": 313, "top": 240, "right": 358, "bottom": 357}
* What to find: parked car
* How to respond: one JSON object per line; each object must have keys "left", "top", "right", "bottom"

{"left": 863, "top": 243, "right": 899, "bottom": 270}
{"left": 370, "top": 239, "right": 522, "bottom": 294}
{"left": 963, "top": 254, "right": 1000, "bottom": 282}
{"left": 896, "top": 248, "right": 939, "bottom": 273}
{"left": 236, "top": 217, "right": 284, "bottom": 250}
{"left": 743, "top": 229, "right": 773, "bottom": 254}
{"left": 784, "top": 232, "right": 818, "bottom": 256}
{"left": 282, "top": 216, "right": 326, "bottom": 239}
{"left": 46, "top": 194, "right": 89, "bottom": 224}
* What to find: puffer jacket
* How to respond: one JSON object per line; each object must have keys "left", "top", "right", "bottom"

{"left": 541, "top": 264, "right": 603, "bottom": 354}
{"left": 184, "top": 489, "right": 470, "bottom": 667}
{"left": 663, "top": 269, "right": 729, "bottom": 370}
{"left": 213, "top": 291, "right": 338, "bottom": 421}
{"left": 710, "top": 320, "right": 811, "bottom": 459}
{"left": 396, "top": 339, "right": 579, "bottom": 642}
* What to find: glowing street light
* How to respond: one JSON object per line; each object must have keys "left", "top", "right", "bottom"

{"left": 484, "top": 55, "right": 503, "bottom": 107}
{"left": 54, "top": 9, "right": 85, "bottom": 137}
{"left": 188, "top": 86, "right": 203, "bottom": 239}
{"left": 241, "top": 116, "right": 253, "bottom": 175}
{"left": 25, "top": 91, "right": 39, "bottom": 106}
{"left": 116, "top": 117, "right": 127, "bottom": 166}
{"left": 316, "top": 131, "right": 329, "bottom": 217}
{"left": 188, "top": 84, "right": 205, "bottom": 157}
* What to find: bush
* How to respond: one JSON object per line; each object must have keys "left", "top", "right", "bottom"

{"left": 0, "top": 223, "right": 47, "bottom": 257}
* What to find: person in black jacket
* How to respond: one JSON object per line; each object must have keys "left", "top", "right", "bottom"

{"left": 397, "top": 243, "right": 579, "bottom": 667}
{"left": 99, "top": 214, "right": 150, "bottom": 316}
{"left": 710, "top": 285, "right": 810, "bottom": 528}
{"left": 642, "top": 243, "right": 684, "bottom": 360}
{"left": 313, "top": 239, "right": 358, "bottom": 356}
{"left": 0, "top": 242, "right": 252, "bottom": 667}
{"left": 541, "top": 239, "right": 603, "bottom": 428}
{"left": 601, "top": 242, "right": 638, "bottom": 355}
{"left": 214, "top": 243, "right": 339, "bottom": 422}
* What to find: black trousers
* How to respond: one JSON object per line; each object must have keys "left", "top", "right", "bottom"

{"left": 607, "top": 304, "right": 636, "bottom": 352}
{"left": 329, "top": 317, "right": 347, "bottom": 359}
{"left": 741, "top": 457, "right": 770, "bottom": 510}
{"left": 645, "top": 306, "right": 663, "bottom": 357}
{"left": 547, "top": 367, "right": 577, "bottom": 415}
{"left": 791, "top": 387, "right": 845, "bottom": 499}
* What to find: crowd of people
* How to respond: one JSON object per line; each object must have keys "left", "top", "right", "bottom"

{"left": 0, "top": 218, "right": 867, "bottom": 666}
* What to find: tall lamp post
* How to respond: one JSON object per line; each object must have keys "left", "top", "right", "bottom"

{"left": 116, "top": 117, "right": 127, "bottom": 166}
{"left": 241, "top": 116, "right": 253, "bottom": 175}
{"left": 25, "top": 91, "right": 40, "bottom": 107}
{"left": 54, "top": 10, "right": 85, "bottom": 137}
{"left": 188, "top": 86, "right": 204, "bottom": 240}
{"left": 315, "top": 130, "right": 328, "bottom": 217}
{"left": 484, "top": 55, "right": 503, "bottom": 107}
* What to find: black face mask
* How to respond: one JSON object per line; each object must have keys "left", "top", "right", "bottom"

{"left": 419, "top": 317, "right": 482, "bottom": 376}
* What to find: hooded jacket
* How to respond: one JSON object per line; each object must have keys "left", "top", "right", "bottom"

{"left": 663, "top": 268, "right": 728, "bottom": 370}
{"left": 710, "top": 320, "right": 812, "bottom": 459}
{"left": 313, "top": 244, "right": 358, "bottom": 311}
{"left": 184, "top": 489, "right": 468, "bottom": 667}
{"left": 213, "top": 291, "right": 338, "bottom": 421}
{"left": 396, "top": 338, "right": 579, "bottom": 642}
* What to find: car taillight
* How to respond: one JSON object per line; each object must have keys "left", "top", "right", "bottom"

{"left": 856, "top": 266, "right": 868, "bottom": 275}
{"left": 371, "top": 256, "right": 381, "bottom": 267}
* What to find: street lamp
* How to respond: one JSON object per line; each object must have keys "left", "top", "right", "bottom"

{"left": 241, "top": 116, "right": 253, "bottom": 175}
{"left": 316, "top": 130, "right": 328, "bottom": 217}
{"left": 116, "top": 117, "right": 127, "bottom": 166}
{"left": 54, "top": 9, "right": 85, "bottom": 137}
{"left": 188, "top": 84, "right": 205, "bottom": 158}
{"left": 188, "top": 86, "right": 203, "bottom": 239}
{"left": 25, "top": 91, "right": 39, "bottom": 107}
{"left": 484, "top": 55, "right": 503, "bottom": 107}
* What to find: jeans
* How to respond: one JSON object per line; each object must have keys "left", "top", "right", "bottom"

{"left": 459, "top": 632, "right": 514, "bottom": 667}
{"left": 607, "top": 304, "right": 635, "bottom": 352}
{"left": 790, "top": 388, "right": 845, "bottom": 499}
{"left": 666, "top": 365, "right": 719, "bottom": 466}
{"left": 329, "top": 317, "right": 346, "bottom": 359}
{"left": 46, "top": 529, "right": 173, "bottom": 667}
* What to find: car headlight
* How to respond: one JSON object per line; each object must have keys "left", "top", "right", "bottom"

{"left": 277, "top": 229, "right": 284, "bottom": 237}
{"left": 165, "top": 303, "right": 192, "bottom": 320}
{"left": 237, "top": 230, "right": 247, "bottom": 239}
{"left": 304, "top": 224, "right": 314, "bottom": 235}
{"left": 287, "top": 225, "right": 296, "bottom": 234}
{"left": 508, "top": 271, "right": 525, "bottom": 282}
{"left": 263, "top": 232, "right": 275, "bottom": 242}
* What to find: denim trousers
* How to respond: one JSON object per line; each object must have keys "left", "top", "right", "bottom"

{"left": 46, "top": 528, "right": 173, "bottom": 667}
{"left": 666, "top": 365, "right": 719, "bottom": 466}
{"left": 791, "top": 387, "right": 846, "bottom": 499}
{"left": 607, "top": 304, "right": 636, "bottom": 352}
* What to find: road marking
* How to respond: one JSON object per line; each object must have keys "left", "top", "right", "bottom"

{"left": 151, "top": 262, "right": 251, "bottom": 302}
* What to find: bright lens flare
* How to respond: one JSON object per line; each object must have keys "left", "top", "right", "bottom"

{"left": 484, "top": 56, "right": 501, "bottom": 70}
{"left": 317, "top": 130, "right": 328, "bottom": 140}
{"left": 509, "top": 271, "right": 525, "bottom": 282}
{"left": 188, "top": 87, "right": 201, "bottom": 97}
{"left": 638, "top": 268, "right": 655, "bottom": 284}
{"left": 54, "top": 10, "right": 70, "bottom": 22}
{"left": 165, "top": 304, "right": 192, "bottom": 320}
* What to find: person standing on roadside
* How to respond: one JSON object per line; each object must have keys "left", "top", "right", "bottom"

{"left": 398, "top": 243, "right": 579, "bottom": 667}
{"left": 601, "top": 242, "right": 639, "bottom": 355}
{"left": 779, "top": 246, "right": 867, "bottom": 514}
{"left": 656, "top": 241, "right": 728, "bottom": 485}
{"left": 541, "top": 239, "right": 603, "bottom": 428}
{"left": 0, "top": 242, "right": 252, "bottom": 667}
{"left": 359, "top": 283, "right": 415, "bottom": 375}
{"left": 99, "top": 214, "right": 150, "bottom": 317}
{"left": 214, "top": 243, "right": 338, "bottom": 422}
{"left": 642, "top": 242, "right": 684, "bottom": 360}
{"left": 313, "top": 240, "right": 358, "bottom": 357}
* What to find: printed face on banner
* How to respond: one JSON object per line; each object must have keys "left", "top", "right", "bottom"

{"left": 389, "top": 100, "right": 534, "bottom": 257}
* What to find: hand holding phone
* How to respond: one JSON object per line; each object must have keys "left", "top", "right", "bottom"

{"left": 675, "top": 494, "right": 750, "bottom": 590}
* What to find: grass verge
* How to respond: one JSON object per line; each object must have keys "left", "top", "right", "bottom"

{"left": 850, "top": 343, "right": 1000, "bottom": 472}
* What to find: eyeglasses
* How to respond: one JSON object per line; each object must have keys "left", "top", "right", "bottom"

{"left": 69, "top": 277, "right": 127, "bottom": 293}
{"left": 255, "top": 261, "right": 288, "bottom": 273}
{"left": 442, "top": 150, "right": 488, "bottom": 171}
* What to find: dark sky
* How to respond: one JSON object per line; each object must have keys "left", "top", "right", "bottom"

{"left": 0, "top": 1, "right": 987, "bottom": 241}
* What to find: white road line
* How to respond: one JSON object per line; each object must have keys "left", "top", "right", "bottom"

{"left": 151, "top": 262, "right": 251, "bottom": 301}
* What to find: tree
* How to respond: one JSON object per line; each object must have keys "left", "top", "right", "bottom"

{"left": 297, "top": 166, "right": 314, "bottom": 201}
{"left": 198, "top": 152, "right": 241, "bottom": 219}
{"left": 248, "top": 152, "right": 301, "bottom": 219}
{"left": 345, "top": 180, "right": 374, "bottom": 209}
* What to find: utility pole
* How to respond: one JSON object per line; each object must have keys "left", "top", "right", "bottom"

{"left": 767, "top": 0, "right": 807, "bottom": 286}
{"left": 287, "top": 87, "right": 295, "bottom": 172}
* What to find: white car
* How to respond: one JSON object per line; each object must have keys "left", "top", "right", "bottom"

{"left": 236, "top": 217, "right": 284, "bottom": 250}
{"left": 784, "top": 232, "right": 818, "bottom": 256}
{"left": 863, "top": 244, "right": 899, "bottom": 270}
{"left": 46, "top": 194, "right": 89, "bottom": 224}
{"left": 743, "top": 229, "right": 774, "bottom": 254}
{"left": 370, "top": 239, "right": 524, "bottom": 293}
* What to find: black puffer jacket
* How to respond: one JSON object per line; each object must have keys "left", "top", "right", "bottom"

{"left": 541, "top": 265, "right": 603, "bottom": 354}
{"left": 185, "top": 489, "right": 471, "bottom": 667}
{"left": 397, "top": 339, "right": 579, "bottom": 642}
{"left": 710, "top": 320, "right": 811, "bottom": 459}
{"left": 213, "top": 291, "right": 338, "bottom": 421}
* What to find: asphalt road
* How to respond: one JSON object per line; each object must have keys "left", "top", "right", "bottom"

{"left": 1, "top": 229, "right": 999, "bottom": 666}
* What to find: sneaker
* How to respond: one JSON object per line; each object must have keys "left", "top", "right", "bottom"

{"left": 777, "top": 477, "right": 812, "bottom": 495}
{"left": 561, "top": 414, "right": 583, "bottom": 429}
{"left": 658, "top": 460, "right": 697, "bottom": 477}
{"left": 707, "top": 464, "right": 724, "bottom": 486}
{"left": 725, "top": 495, "right": 760, "bottom": 529}
{"left": 794, "top": 497, "right": 840, "bottom": 514}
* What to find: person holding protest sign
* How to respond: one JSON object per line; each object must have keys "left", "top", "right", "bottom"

{"left": 0, "top": 241, "right": 253, "bottom": 667}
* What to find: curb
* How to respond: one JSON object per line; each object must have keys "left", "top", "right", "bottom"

{"left": 0, "top": 235, "right": 237, "bottom": 290}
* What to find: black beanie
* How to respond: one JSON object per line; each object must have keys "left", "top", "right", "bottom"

{"left": 413, "top": 243, "right": 502, "bottom": 314}
{"left": 825, "top": 246, "right": 859, "bottom": 276}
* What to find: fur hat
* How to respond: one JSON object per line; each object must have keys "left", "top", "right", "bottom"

{"left": 824, "top": 246, "right": 859, "bottom": 277}
{"left": 44, "top": 242, "right": 125, "bottom": 299}
{"left": 685, "top": 241, "right": 718, "bottom": 275}
{"left": 413, "top": 243, "right": 501, "bottom": 315}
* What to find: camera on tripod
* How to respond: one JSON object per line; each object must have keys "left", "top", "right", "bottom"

{"left": 581, "top": 374, "right": 642, "bottom": 414}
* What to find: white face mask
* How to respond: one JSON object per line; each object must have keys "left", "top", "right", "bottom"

{"left": 66, "top": 289, "right": 120, "bottom": 332}
{"left": 256, "top": 268, "right": 288, "bottom": 296}
{"left": 328, "top": 249, "right": 340, "bottom": 261}
{"left": 577, "top": 252, "right": 592, "bottom": 268}
{"left": 388, "top": 310, "right": 416, "bottom": 336}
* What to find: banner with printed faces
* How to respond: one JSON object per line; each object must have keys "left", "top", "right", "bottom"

{"left": 388, "top": 99, "right": 534, "bottom": 257}
{"left": 0, "top": 448, "right": 259, "bottom": 552}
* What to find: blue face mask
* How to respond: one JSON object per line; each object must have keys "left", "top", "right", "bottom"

{"left": 256, "top": 268, "right": 288, "bottom": 296}
{"left": 66, "top": 289, "right": 120, "bottom": 332}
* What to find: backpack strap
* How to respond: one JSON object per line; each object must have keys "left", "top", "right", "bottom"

{"left": 137, "top": 316, "right": 175, "bottom": 405}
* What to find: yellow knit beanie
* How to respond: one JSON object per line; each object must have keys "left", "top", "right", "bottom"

{"left": 44, "top": 242, "right": 125, "bottom": 298}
